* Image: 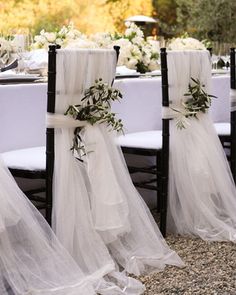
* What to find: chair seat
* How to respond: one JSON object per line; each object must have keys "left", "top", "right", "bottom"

{"left": 2, "top": 146, "right": 46, "bottom": 171}
{"left": 118, "top": 130, "right": 162, "bottom": 150}
{"left": 214, "top": 122, "right": 230, "bottom": 136}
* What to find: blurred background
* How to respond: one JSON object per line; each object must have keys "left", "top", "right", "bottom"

{"left": 0, "top": 0, "right": 235, "bottom": 47}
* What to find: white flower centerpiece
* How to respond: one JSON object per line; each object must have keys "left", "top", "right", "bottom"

{"left": 31, "top": 23, "right": 160, "bottom": 74}
{"left": 168, "top": 35, "right": 206, "bottom": 51}
{"left": 32, "top": 23, "right": 86, "bottom": 49}
{"left": 113, "top": 22, "right": 159, "bottom": 73}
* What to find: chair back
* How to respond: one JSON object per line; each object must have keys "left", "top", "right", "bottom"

{"left": 230, "top": 48, "right": 236, "bottom": 182}
{"left": 160, "top": 48, "right": 169, "bottom": 235}
{"left": 46, "top": 45, "right": 58, "bottom": 223}
{"left": 160, "top": 49, "right": 212, "bottom": 235}
{"left": 45, "top": 45, "right": 119, "bottom": 224}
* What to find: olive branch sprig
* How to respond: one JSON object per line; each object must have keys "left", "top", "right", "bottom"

{"left": 172, "top": 77, "right": 217, "bottom": 129}
{"left": 65, "top": 78, "right": 123, "bottom": 158}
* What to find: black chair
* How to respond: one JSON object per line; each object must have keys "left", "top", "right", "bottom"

{"left": 1, "top": 46, "right": 60, "bottom": 222}
{"left": 119, "top": 48, "right": 220, "bottom": 236}
{"left": 118, "top": 48, "right": 169, "bottom": 236}
{"left": 2, "top": 45, "right": 120, "bottom": 224}
{"left": 230, "top": 48, "right": 236, "bottom": 182}
{"left": 214, "top": 48, "right": 236, "bottom": 180}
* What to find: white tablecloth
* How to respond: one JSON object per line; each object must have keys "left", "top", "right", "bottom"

{"left": 0, "top": 75, "right": 230, "bottom": 152}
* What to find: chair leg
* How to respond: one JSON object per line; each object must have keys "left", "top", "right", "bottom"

{"left": 160, "top": 174, "right": 167, "bottom": 237}
{"left": 156, "top": 152, "right": 162, "bottom": 212}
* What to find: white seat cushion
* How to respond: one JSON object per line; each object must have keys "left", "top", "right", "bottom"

{"left": 118, "top": 130, "right": 162, "bottom": 149}
{"left": 2, "top": 146, "right": 46, "bottom": 171}
{"left": 214, "top": 122, "right": 230, "bottom": 136}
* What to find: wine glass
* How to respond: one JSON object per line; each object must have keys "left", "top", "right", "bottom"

{"left": 221, "top": 55, "right": 230, "bottom": 70}
{"left": 211, "top": 54, "right": 218, "bottom": 70}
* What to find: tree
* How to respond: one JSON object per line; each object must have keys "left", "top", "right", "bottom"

{"left": 152, "top": 0, "right": 179, "bottom": 38}
{"left": 176, "top": 0, "right": 236, "bottom": 43}
{"left": 0, "top": 0, "right": 154, "bottom": 36}
{"left": 0, "top": 0, "right": 75, "bottom": 35}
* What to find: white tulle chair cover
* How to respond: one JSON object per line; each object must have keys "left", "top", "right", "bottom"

{"left": 52, "top": 49, "right": 146, "bottom": 294}
{"left": 0, "top": 157, "right": 95, "bottom": 295}
{"left": 82, "top": 125, "right": 183, "bottom": 274}
{"left": 52, "top": 48, "right": 183, "bottom": 293}
{"left": 166, "top": 50, "right": 236, "bottom": 241}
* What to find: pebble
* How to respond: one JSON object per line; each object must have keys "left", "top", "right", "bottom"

{"left": 139, "top": 235, "right": 236, "bottom": 294}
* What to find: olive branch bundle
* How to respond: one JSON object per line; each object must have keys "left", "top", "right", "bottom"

{"left": 65, "top": 78, "right": 123, "bottom": 158}
{"left": 172, "top": 78, "right": 216, "bottom": 129}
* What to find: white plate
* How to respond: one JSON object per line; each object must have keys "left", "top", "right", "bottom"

{"left": 212, "top": 69, "right": 229, "bottom": 75}
{"left": 0, "top": 73, "right": 41, "bottom": 82}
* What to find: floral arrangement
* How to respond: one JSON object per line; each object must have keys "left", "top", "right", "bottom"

{"left": 172, "top": 78, "right": 216, "bottom": 129}
{"left": 90, "top": 32, "right": 113, "bottom": 48}
{"left": 112, "top": 22, "right": 159, "bottom": 73}
{"left": 32, "top": 23, "right": 85, "bottom": 49}
{"left": 31, "top": 22, "right": 160, "bottom": 73}
{"left": 168, "top": 34, "right": 206, "bottom": 51}
{"left": 65, "top": 78, "right": 123, "bottom": 157}
{"left": 0, "top": 36, "right": 17, "bottom": 66}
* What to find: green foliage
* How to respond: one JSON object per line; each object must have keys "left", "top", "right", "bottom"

{"left": 33, "top": 10, "right": 73, "bottom": 35}
{"left": 152, "top": 0, "right": 179, "bottom": 38}
{"left": 172, "top": 78, "right": 216, "bottom": 129}
{"left": 183, "top": 78, "right": 215, "bottom": 115}
{"left": 65, "top": 79, "right": 123, "bottom": 157}
{"left": 176, "top": 0, "right": 236, "bottom": 43}
{"left": 1, "top": 0, "right": 235, "bottom": 44}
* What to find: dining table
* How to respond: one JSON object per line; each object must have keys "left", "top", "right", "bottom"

{"left": 0, "top": 73, "right": 230, "bottom": 153}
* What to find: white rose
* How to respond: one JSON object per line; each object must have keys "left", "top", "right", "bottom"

{"left": 125, "top": 28, "right": 134, "bottom": 37}
{"left": 132, "top": 36, "right": 144, "bottom": 45}
{"left": 126, "top": 58, "right": 138, "bottom": 69}
{"left": 40, "top": 29, "right": 45, "bottom": 35}
{"left": 131, "top": 45, "right": 142, "bottom": 59}
{"left": 125, "top": 21, "right": 131, "bottom": 28}
{"left": 44, "top": 32, "right": 56, "bottom": 43}
{"left": 113, "top": 38, "right": 130, "bottom": 48}
{"left": 55, "top": 38, "right": 63, "bottom": 46}
{"left": 66, "top": 31, "right": 75, "bottom": 40}
{"left": 148, "top": 60, "right": 159, "bottom": 71}
{"left": 59, "top": 26, "right": 68, "bottom": 35}
{"left": 34, "top": 35, "right": 46, "bottom": 44}
{"left": 142, "top": 55, "right": 151, "bottom": 66}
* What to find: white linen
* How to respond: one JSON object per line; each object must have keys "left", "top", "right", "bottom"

{"left": 167, "top": 50, "right": 236, "bottom": 241}
{"left": 0, "top": 83, "right": 47, "bottom": 153}
{"left": 0, "top": 156, "right": 95, "bottom": 294}
{"left": 0, "top": 75, "right": 230, "bottom": 153}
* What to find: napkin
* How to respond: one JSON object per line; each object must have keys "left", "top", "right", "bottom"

{"left": 0, "top": 70, "right": 17, "bottom": 78}
{"left": 116, "top": 66, "right": 137, "bottom": 75}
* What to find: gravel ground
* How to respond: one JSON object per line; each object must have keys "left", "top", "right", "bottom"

{"left": 139, "top": 235, "right": 236, "bottom": 295}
